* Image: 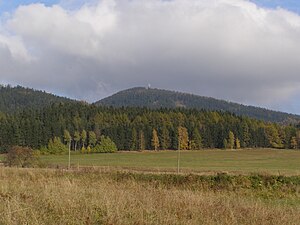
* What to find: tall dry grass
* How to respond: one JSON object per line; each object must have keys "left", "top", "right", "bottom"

{"left": 0, "top": 167, "right": 299, "bottom": 225}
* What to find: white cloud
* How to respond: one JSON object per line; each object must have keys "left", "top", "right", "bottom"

{"left": 0, "top": 0, "right": 300, "bottom": 113}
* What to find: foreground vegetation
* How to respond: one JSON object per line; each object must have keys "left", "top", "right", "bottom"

{"left": 0, "top": 167, "right": 300, "bottom": 225}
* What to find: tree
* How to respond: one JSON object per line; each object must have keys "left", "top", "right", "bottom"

{"left": 5, "top": 146, "right": 39, "bottom": 167}
{"left": 291, "top": 137, "right": 298, "bottom": 149}
{"left": 151, "top": 129, "right": 160, "bottom": 150}
{"left": 130, "top": 128, "right": 137, "bottom": 151}
{"left": 190, "top": 128, "right": 203, "bottom": 150}
{"left": 73, "top": 131, "right": 80, "bottom": 151}
{"left": 46, "top": 137, "right": 68, "bottom": 154}
{"left": 64, "top": 130, "right": 72, "bottom": 150}
{"left": 296, "top": 131, "right": 300, "bottom": 148}
{"left": 223, "top": 139, "right": 228, "bottom": 149}
{"left": 228, "top": 131, "right": 235, "bottom": 149}
{"left": 81, "top": 130, "right": 87, "bottom": 149}
{"left": 241, "top": 122, "right": 250, "bottom": 147}
{"left": 178, "top": 126, "right": 189, "bottom": 150}
{"left": 265, "top": 125, "right": 283, "bottom": 148}
{"left": 160, "top": 125, "right": 171, "bottom": 150}
{"left": 235, "top": 138, "right": 241, "bottom": 149}
{"left": 87, "top": 146, "right": 91, "bottom": 154}
{"left": 93, "top": 136, "right": 117, "bottom": 153}
{"left": 64, "top": 130, "right": 72, "bottom": 169}
{"left": 0, "top": 100, "right": 297, "bottom": 152}
{"left": 88, "top": 131, "right": 97, "bottom": 147}
{"left": 139, "top": 130, "right": 145, "bottom": 151}
{"left": 81, "top": 146, "right": 86, "bottom": 154}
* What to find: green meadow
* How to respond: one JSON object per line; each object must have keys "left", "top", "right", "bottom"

{"left": 40, "top": 148, "right": 300, "bottom": 175}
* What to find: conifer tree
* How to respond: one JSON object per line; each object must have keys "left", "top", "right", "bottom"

{"left": 265, "top": 125, "right": 283, "bottom": 148}
{"left": 178, "top": 126, "right": 189, "bottom": 150}
{"left": 139, "top": 130, "right": 145, "bottom": 151}
{"left": 228, "top": 131, "right": 235, "bottom": 149}
{"left": 130, "top": 128, "right": 137, "bottom": 151}
{"left": 223, "top": 139, "right": 228, "bottom": 149}
{"left": 242, "top": 122, "right": 250, "bottom": 147}
{"left": 235, "top": 138, "right": 241, "bottom": 149}
{"left": 151, "top": 129, "right": 160, "bottom": 151}
{"left": 190, "top": 128, "right": 203, "bottom": 150}
{"left": 160, "top": 125, "right": 171, "bottom": 150}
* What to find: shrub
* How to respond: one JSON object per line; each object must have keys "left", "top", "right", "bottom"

{"left": 93, "top": 136, "right": 117, "bottom": 153}
{"left": 4, "top": 146, "right": 39, "bottom": 168}
{"left": 43, "top": 137, "right": 68, "bottom": 155}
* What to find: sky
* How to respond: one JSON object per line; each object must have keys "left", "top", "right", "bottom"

{"left": 0, "top": 0, "right": 300, "bottom": 114}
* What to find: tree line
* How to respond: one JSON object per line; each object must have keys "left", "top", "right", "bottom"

{"left": 0, "top": 102, "right": 299, "bottom": 153}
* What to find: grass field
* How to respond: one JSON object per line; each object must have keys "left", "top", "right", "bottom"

{"left": 1, "top": 149, "right": 300, "bottom": 224}
{"left": 41, "top": 149, "right": 300, "bottom": 175}
{"left": 1, "top": 167, "right": 300, "bottom": 225}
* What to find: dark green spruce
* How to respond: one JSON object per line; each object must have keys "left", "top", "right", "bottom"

{"left": 0, "top": 85, "right": 74, "bottom": 113}
{"left": 0, "top": 102, "right": 299, "bottom": 152}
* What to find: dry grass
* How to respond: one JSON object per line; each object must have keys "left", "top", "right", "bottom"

{"left": 0, "top": 167, "right": 300, "bottom": 225}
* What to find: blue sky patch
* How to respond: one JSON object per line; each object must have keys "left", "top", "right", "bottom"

{"left": 251, "top": 0, "right": 300, "bottom": 14}
{"left": 1, "top": 1, "right": 300, "bottom": 14}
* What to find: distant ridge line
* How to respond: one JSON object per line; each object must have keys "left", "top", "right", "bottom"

{"left": 95, "top": 87, "right": 300, "bottom": 123}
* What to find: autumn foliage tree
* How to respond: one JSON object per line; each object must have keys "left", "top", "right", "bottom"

{"left": 151, "top": 129, "right": 160, "bottom": 151}
{"left": 5, "top": 146, "right": 39, "bottom": 167}
{"left": 178, "top": 126, "right": 189, "bottom": 150}
{"left": 235, "top": 138, "right": 241, "bottom": 149}
{"left": 228, "top": 131, "right": 235, "bottom": 149}
{"left": 290, "top": 137, "right": 298, "bottom": 149}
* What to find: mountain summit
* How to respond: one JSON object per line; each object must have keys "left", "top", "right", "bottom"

{"left": 95, "top": 87, "right": 300, "bottom": 123}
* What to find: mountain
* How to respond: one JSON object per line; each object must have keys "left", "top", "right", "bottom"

{"left": 1, "top": 84, "right": 299, "bottom": 124}
{"left": 95, "top": 87, "right": 300, "bottom": 123}
{"left": 0, "top": 85, "right": 75, "bottom": 113}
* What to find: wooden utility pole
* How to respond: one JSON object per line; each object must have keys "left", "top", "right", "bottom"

{"left": 68, "top": 142, "right": 71, "bottom": 170}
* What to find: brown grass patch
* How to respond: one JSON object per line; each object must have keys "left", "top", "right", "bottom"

{"left": 0, "top": 167, "right": 299, "bottom": 225}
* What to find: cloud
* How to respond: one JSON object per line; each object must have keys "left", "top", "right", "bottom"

{"left": 1, "top": 0, "right": 300, "bottom": 113}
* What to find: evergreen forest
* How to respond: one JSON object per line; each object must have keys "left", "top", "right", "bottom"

{"left": 0, "top": 102, "right": 299, "bottom": 153}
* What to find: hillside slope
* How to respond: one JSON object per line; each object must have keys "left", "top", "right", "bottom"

{"left": 95, "top": 87, "right": 300, "bottom": 123}
{"left": 0, "top": 85, "right": 74, "bottom": 113}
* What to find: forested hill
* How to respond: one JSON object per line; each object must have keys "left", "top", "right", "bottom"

{"left": 95, "top": 87, "right": 300, "bottom": 123}
{"left": 0, "top": 103, "right": 298, "bottom": 151}
{"left": 0, "top": 85, "right": 75, "bottom": 113}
